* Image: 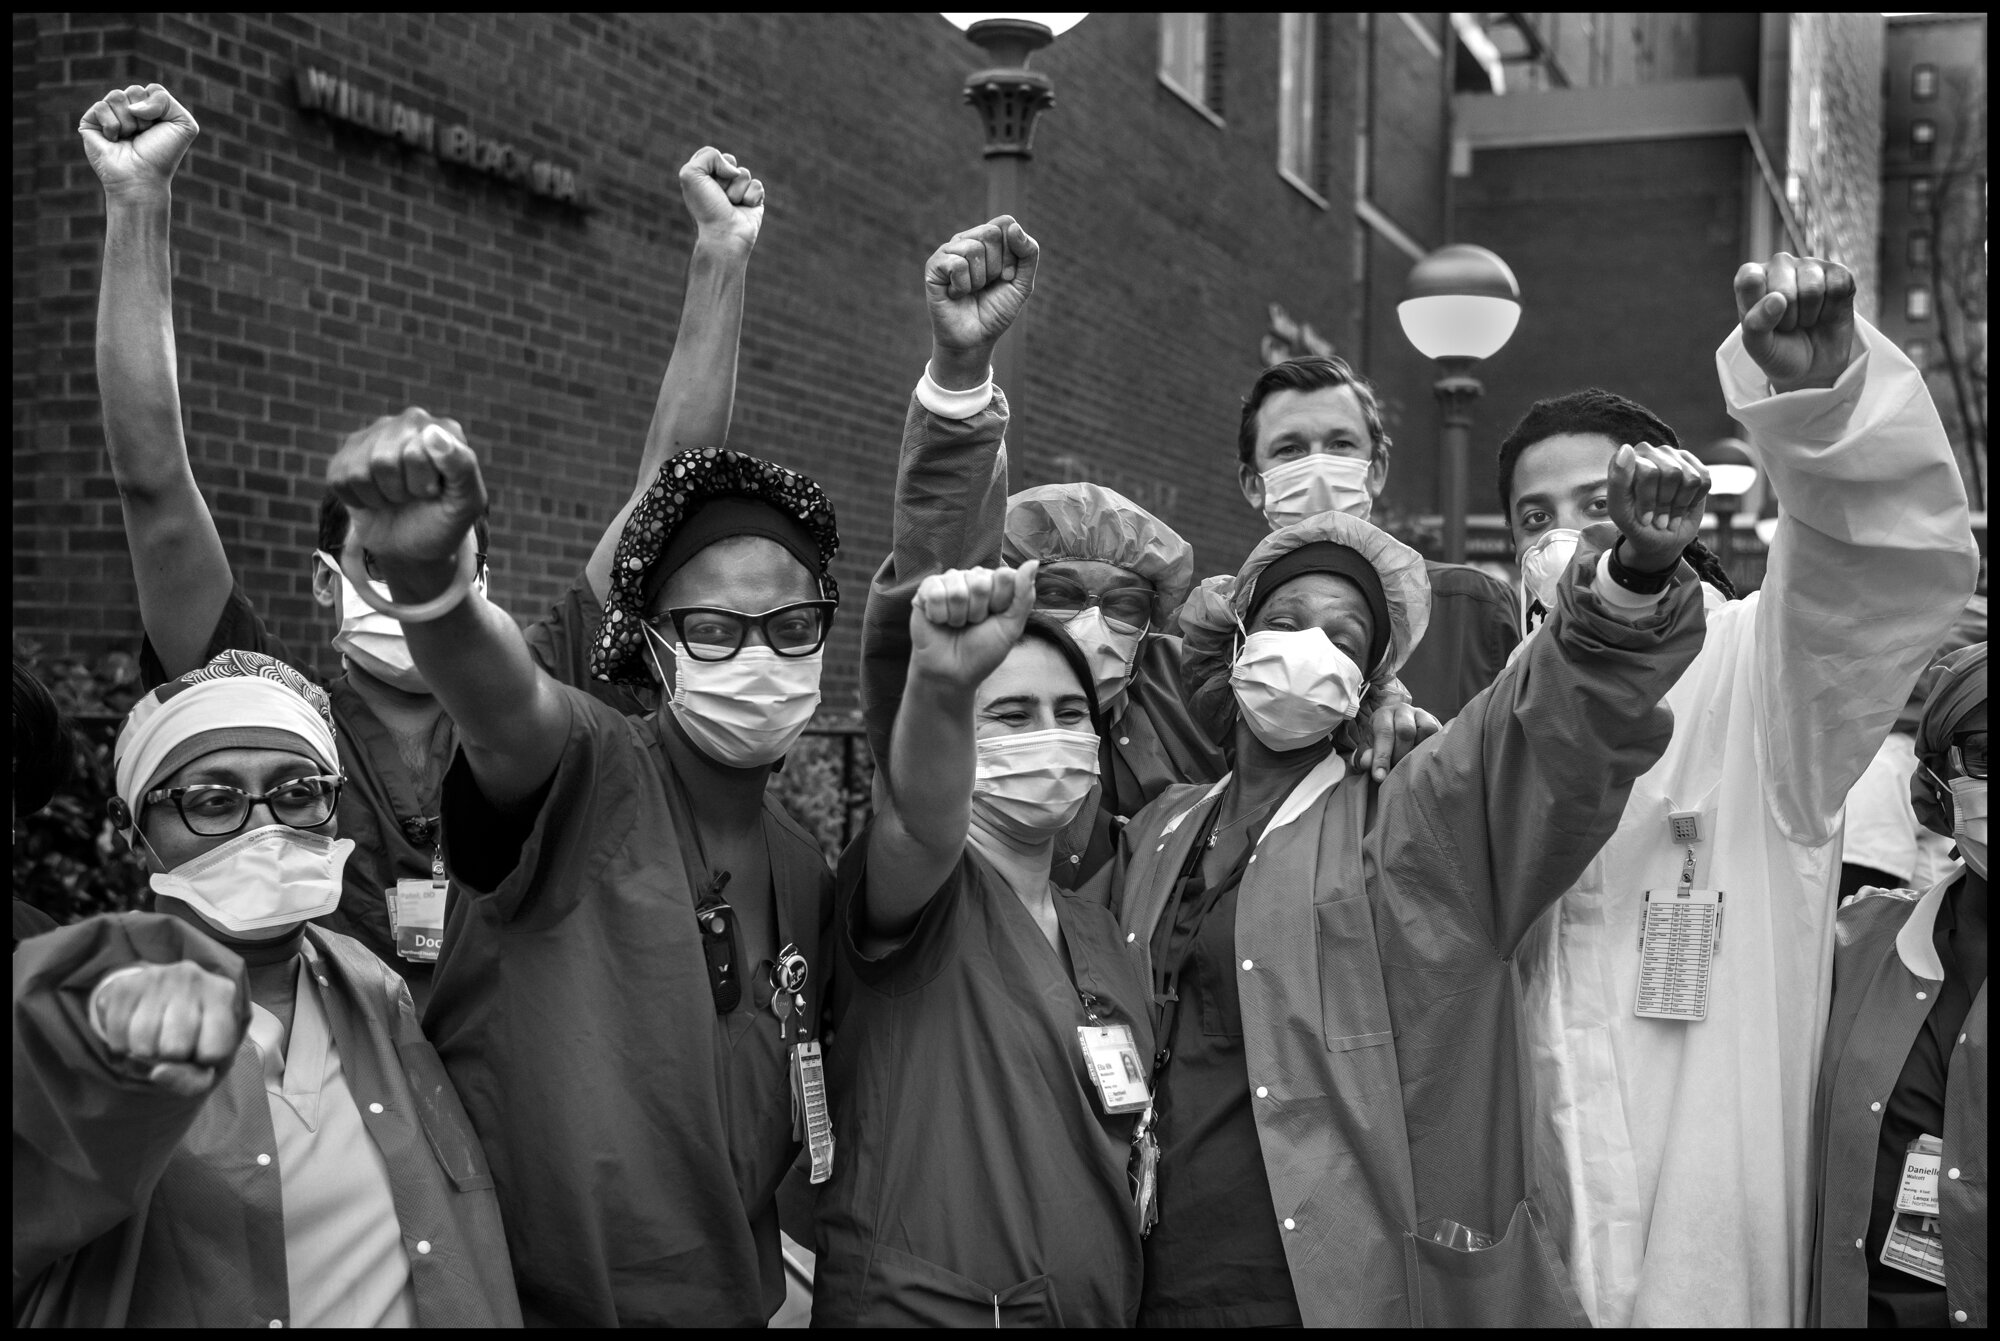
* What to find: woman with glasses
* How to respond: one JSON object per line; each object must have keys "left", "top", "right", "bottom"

{"left": 813, "top": 553, "right": 1152, "bottom": 1326}
{"left": 323, "top": 417, "right": 840, "bottom": 1328}
{"left": 13, "top": 650, "right": 519, "bottom": 1327}
{"left": 1810, "top": 641, "right": 1987, "bottom": 1328}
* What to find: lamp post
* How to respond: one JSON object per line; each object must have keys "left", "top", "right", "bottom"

{"left": 1397, "top": 244, "right": 1521, "bottom": 564}
{"left": 941, "top": 13, "right": 1086, "bottom": 441}
{"left": 1695, "top": 437, "right": 1759, "bottom": 583}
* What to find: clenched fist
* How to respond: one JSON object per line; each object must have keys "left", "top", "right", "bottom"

{"left": 910, "top": 561, "right": 1040, "bottom": 692}
{"left": 90, "top": 960, "right": 246, "bottom": 1096}
{"left": 1735, "top": 252, "right": 1858, "bottom": 395}
{"left": 1607, "top": 442, "right": 1710, "bottom": 573}
{"left": 79, "top": 83, "right": 199, "bottom": 198}
{"left": 326, "top": 409, "right": 488, "bottom": 581}
{"left": 680, "top": 146, "right": 764, "bottom": 252}
{"left": 925, "top": 216, "right": 1040, "bottom": 384}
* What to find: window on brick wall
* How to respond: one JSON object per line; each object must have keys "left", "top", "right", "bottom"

{"left": 1912, "top": 64, "right": 1938, "bottom": 101}
{"left": 1277, "top": 12, "right": 1326, "bottom": 204}
{"left": 1911, "top": 119, "right": 1936, "bottom": 161}
{"left": 1910, "top": 176, "right": 1935, "bottom": 213}
{"left": 1906, "top": 338, "right": 1930, "bottom": 368}
{"left": 1160, "top": 14, "right": 1226, "bottom": 122}
{"left": 1908, "top": 232, "right": 1933, "bottom": 267}
{"left": 1905, "top": 286, "right": 1933, "bottom": 322}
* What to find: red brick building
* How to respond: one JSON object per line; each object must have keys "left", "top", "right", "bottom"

{"left": 14, "top": 12, "right": 1472, "bottom": 705}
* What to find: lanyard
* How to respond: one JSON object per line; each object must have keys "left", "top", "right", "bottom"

{"left": 1150, "top": 793, "right": 1272, "bottom": 1077}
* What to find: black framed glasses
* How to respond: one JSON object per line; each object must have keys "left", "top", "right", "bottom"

{"left": 142, "top": 774, "right": 345, "bottom": 837}
{"left": 1033, "top": 572, "right": 1154, "bottom": 634}
{"left": 1951, "top": 731, "right": 1988, "bottom": 780}
{"left": 349, "top": 546, "right": 488, "bottom": 582}
{"left": 650, "top": 600, "right": 837, "bottom": 662}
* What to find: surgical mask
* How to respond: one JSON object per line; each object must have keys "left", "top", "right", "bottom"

{"left": 647, "top": 626, "right": 822, "bottom": 768}
{"left": 1948, "top": 775, "right": 1987, "bottom": 877}
{"left": 1230, "top": 628, "right": 1365, "bottom": 752}
{"left": 1517, "top": 528, "right": 1582, "bottom": 638}
{"left": 317, "top": 551, "right": 487, "bottom": 695}
{"left": 148, "top": 824, "right": 354, "bottom": 933}
{"left": 1259, "top": 455, "right": 1374, "bottom": 530}
{"left": 970, "top": 728, "right": 1101, "bottom": 844}
{"left": 1057, "top": 607, "right": 1145, "bottom": 713}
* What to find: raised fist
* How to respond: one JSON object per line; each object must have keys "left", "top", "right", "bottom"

{"left": 78, "top": 83, "right": 199, "bottom": 196}
{"left": 1735, "top": 252, "right": 1858, "bottom": 395}
{"left": 326, "top": 408, "right": 488, "bottom": 572}
{"left": 909, "top": 561, "right": 1040, "bottom": 691}
{"left": 90, "top": 960, "right": 245, "bottom": 1096}
{"left": 925, "top": 216, "right": 1040, "bottom": 361}
{"left": 680, "top": 146, "right": 764, "bottom": 251}
{"left": 1607, "top": 442, "right": 1710, "bottom": 574}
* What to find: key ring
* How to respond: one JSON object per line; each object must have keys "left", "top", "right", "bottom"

{"left": 771, "top": 943, "right": 809, "bottom": 996}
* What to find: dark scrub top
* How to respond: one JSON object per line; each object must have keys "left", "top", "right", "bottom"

{"left": 1398, "top": 560, "right": 1519, "bottom": 723}
{"left": 138, "top": 573, "right": 643, "bottom": 1007}
{"left": 1141, "top": 799, "right": 1300, "bottom": 1327}
{"left": 812, "top": 839, "right": 1153, "bottom": 1327}
{"left": 1866, "top": 881, "right": 1987, "bottom": 1328}
{"left": 12, "top": 898, "right": 60, "bottom": 949}
{"left": 427, "top": 683, "right": 832, "bottom": 1327}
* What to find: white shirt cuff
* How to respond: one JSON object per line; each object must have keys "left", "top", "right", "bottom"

{"left": 916, "top": 363, "right": 995, "bottom": 420}
{"left": 1591, "top": 550, "right": 1671, "bottom": 612}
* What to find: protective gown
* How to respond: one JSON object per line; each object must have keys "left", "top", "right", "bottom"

{"left": 1513, "top": 318, "right": 1980, "bottom": 1326}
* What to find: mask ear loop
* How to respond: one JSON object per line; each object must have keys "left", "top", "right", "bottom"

{"left": 643, "top": 622, "right": 678, "bottom": 697}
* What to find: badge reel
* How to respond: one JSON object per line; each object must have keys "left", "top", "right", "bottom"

{"left": 1635, "top": 809, "right": 1723, "bottom": 1022}
{"left": 389, "top": 841, "right": 449, "bottom": 963}
{"left": 1881, "top": 1133, "right": 1947, "bottom": 1285}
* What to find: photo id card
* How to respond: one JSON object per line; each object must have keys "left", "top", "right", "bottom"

{"left": 392, "top": 878, "right": 448, "bottom": 962}
{"left": 1895, "top": 1135, "right": 1944, "bottom": 1217}
{"left": 1635, "top": 888, "right": 1722, "bottom": 1021}
{"left": 1078, "top": 1023, "right": 1152, "bottom": 1115}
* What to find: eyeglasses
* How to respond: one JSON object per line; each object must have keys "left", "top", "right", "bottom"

{"left": 649, "top": 600, "right": 837, "bottom": 662}
{"left": 1951, "top": 731, "right": 1988, "bottom": 780}
{"left": 347, "top": 546, "right": 488, "bottom": 583}
{"left": 1033, "top": 573, "right": 1154, "bottom": 634}
{"left": 142, "top": 774, "right": 345, "bottom": 837}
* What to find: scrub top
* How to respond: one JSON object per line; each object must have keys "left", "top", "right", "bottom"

{"left": 137, "top": 573, "right": 645, "bottom": 1006}
{"left": 426, "top": 682, "right": 832, "bottom": 1328}
{"left": 812, "top": 839, "right": 1153, "bottom": 1328}
{"left": 1398, "top": 560, "right": 1518, "bottom": 722}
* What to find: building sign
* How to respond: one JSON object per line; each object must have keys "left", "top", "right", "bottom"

{"left": 1262, "top": 302, "right": 1335, "bottom": 365}
{"left": 295, "top": 67, "right": 584, "bottom": 206}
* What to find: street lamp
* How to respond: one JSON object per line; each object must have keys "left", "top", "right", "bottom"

{"left": 941, "top": 13, "right": 1087, "bottom": 445}
{"left": 1397, "top": 243, "right": 1522, "bottom": 564}
{"left": 1696, "top": 436, "right": 1759, "bottom": 582}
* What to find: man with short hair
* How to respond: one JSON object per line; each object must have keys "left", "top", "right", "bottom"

{"left": 1234, "top": 356, "right": 1518, "bottom": 720}
{"left": 83, "top": 82, "right": 762, "bottom": 1002}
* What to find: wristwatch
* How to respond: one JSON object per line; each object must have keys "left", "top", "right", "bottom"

{"left": 1606, "top": 539, "right": 1674, "bottom": 594}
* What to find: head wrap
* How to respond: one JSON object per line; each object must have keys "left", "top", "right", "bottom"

{"left": 1001, "top": 483, "right": 1195, "bottom": 618}
{"left": 1248, "top": 541, "right": 1391, "bottom": 673}
{"left": 1911, "top": 641, "right": 1988, "bottom": 837}
{"left": 113, "top": 650, "right": 340, "bottom": 826}
{"left": 594, "top": 447, "right": 841, "bottom": 687}
{"left": 1179, "top": 511, "right": 1431, "bottom": 747}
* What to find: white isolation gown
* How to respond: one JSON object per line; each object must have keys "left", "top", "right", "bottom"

{"left": 1513, "top": 317, "right": 1979, "bottom": 1327}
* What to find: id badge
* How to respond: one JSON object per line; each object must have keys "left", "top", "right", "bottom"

{"left": 790, "top": 1041, "right": 835, "bottom": 1185}
{"left": 1895, "top": 1134, "right": 1944, "bottom": 1216}
{"left": 1079, "top": 1023, "right": 1153, "bottom": 1115}
{"left": 1635, "top": 888, "right": 1722, "bottom": 1021}
{"left": 392, "top": 878, "right": 447, "bottom": 962}
{"left": 1881, "top": 1211, "right": 1947, "bottom": 1286}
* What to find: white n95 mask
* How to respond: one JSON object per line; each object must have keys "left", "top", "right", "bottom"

{"left": 1231, "top": 629, "right": 1365, "bottom": 752}
{"left": 1260, "top": 455, "right": 1374, "bottom": 530}
{"left": 649, "top": 627, "right": 822, "bottom": 768}
{"left": 150, "top": 825, "right": 354, "bottom": 933}
{"left": 1517, "top": 528, "right": 1582, "bottom": 638}
{"left": 1057, "top": 608, "right": 1146, "bottom": 713}
{"left": 317, "top": 550, "right": 487, "bottom": 695}
{"left": 1948, "top": 775, "right": 1987, "bottom": 878}
{"left": 971, "top": 728, "right": 1102, "bottom": 844}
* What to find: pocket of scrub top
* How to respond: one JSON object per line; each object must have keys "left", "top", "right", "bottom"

{"left": 857, "top": 1241, "right": 1066, "bottom": 1328}
{"left": 1407, "top": 1198, "right": 1590, "bottom": 1329}
{"left": 1314, "top": 897, "right": 1394, "bottom": 1051}
{"left": 395, "top": 1036, "right": 496, "bottom": 1193}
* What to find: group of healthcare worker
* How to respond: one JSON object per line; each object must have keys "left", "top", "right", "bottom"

{"left": 13, "top": 77, "right": 1984, "bottom": 1332}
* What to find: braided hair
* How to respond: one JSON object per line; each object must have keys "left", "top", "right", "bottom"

{"left": 1495, "top": 387, "right": 1736, "bottom": 600}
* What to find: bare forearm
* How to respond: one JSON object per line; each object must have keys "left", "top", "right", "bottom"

{"left": 97, "top": 191, "right": 190, "bottom": 497}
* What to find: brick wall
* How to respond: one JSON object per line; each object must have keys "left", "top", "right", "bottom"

{"left": 14, "top": 13, "right": 1373, "bottom": 707}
